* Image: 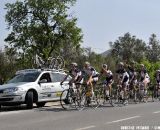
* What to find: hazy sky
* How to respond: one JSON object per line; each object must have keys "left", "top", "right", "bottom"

{"left": 1, "top": 0, "right": 160, "bottom": 53}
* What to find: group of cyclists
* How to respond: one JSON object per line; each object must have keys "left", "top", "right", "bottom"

{"left": 60, "top": 61, "right": 160, "bottom": 106}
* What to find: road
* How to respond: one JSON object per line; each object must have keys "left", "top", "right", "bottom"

{"left": 0, "top": 101, "right": 160, "bottom": 130}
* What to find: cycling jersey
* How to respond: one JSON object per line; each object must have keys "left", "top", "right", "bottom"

{"left": 69, "top": 68, "right": 82, "bottom": 82}
{"left": 128, "top": 66, "right": 136, "bottom": 80}
{"left": 101, "top": 70, "right": 113, "bottom": 84}
{"left": 83, "top": 66, "right": 99, "bottom": 82}
{"left": 139, "top": 69, "right": 150, "bottom": 82}
{"left": 156, "top": 73, "right": 160, "bottom": 84}
{"left": 106, "top": 70, "right": 113, "bottom": 82}
{"left": 116, "top": 69, "right": 129, "bottom": 83}
{"left": 83, "top": 67, "right": 98, "bottom": 77}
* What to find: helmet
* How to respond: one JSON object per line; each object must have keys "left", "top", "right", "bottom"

{"left": 71, "top": 62, "right": 78, "bottom": 67}
{"left": 157, "top": 70, "right": 160, "bottom": 72}
{"left": 131, "top": 61, "right": 135, "bottom": 64}
{"left": 84, "top": 61, "right": 90, "bottom": 66}
{"left": 102, "top": 64, "right": 108, "bottom": 69}
{"left": 140, "top": 64, "right": 144, "bottom": 67}
{"left": 119, "top": 62, "right": 124, "bottom": 66}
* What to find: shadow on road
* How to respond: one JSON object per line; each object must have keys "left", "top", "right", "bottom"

{"left": 0, "top": 100, "right": 157, "bottom": 113}
{"left": 0, "top": 104, "right": 64, "bottom": 113}
{"left": 0, "top": 105, "right": 33, "bottom": 112}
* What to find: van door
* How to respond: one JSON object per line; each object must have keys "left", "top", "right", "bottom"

{"left": 38, "top": 72, "right": 53, "bottom": 101}
{"left": 50, "top": 72, "right": 69, "bottom": 100}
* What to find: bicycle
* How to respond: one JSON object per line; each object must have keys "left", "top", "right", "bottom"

{"left": 49, "top": 56, "right": 65, "bottom": 69}
{"left": 128, "top": 80, "right": 139, "bottom": 104}
{"left": 94, "top": 82, "right": 118, "bottom": 107}
{"left": 60, "top": 83, "right": 81, "bottom": 110}
{"left": 112, "top": 81, "right": 130, "bottom": 107}
{"left": 152, "top": 83, "right": 160, "bottom": 101}
{"left": 35, "top": 55, "right": 65, "bottom": 69}
{"left": 76, "top": 82, "right": 101, "bottom": 110}
{"left": 136, "top": 82, "right": 149, "bottom": 103}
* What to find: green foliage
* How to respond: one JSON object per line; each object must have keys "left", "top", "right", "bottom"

{"left": 109, "top": 33, "right": 160, "bottom": 83}
{"left": 140, "top": 59, "right": 160, "bottom": 83}
{"left": 146, "top": 34, "right": 160, "bottom": 62}
{"left": 110, "top": 32, "right": 146, "bottom": 63}
{"left": 5, "top": 0, "right": 82, "bottom": 63}
{"left": 0, "top": 49, "right": 18, "bottom": 83}
{"left": 2, "top": 0, "right": 160, "bottom": 84}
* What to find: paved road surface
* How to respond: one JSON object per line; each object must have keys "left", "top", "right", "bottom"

{"left": 0, "top": 101, "right": 160, "bottom": 130}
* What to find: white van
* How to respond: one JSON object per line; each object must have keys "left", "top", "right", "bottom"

{"left": 0, "top": 69, "right": 70, "bottom": 109}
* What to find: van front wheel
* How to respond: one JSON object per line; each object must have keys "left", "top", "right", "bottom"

{"left": 26, "top": 91, "right": 33, "bottom": 109}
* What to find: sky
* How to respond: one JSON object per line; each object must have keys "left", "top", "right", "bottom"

{"left": 1, "top": 0, "right": 160, "bottom": 53}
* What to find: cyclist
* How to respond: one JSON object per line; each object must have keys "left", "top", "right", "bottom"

{"left": 60, "top": 62, "right": 82, "bottom": 86}
{"left": 82, "top": 62, "right": 99, "bottom": 103}
{"left": 128, "top": 61, "right": 138, "bottom": 99}
{"left": 156, "top": 70, "right": 160, "bottom": 85}
{"left": 100, "top": 64, "right": 113, "bottom": 99}
{"left": 116, "top": 62, "right": 130, "bottom": 104}
{"left": 139, "top": 64, "right": 150, "bottom": 90}
{"left": 138, "top": 64, "right": 150, "bottom": 101}
{"left": 155, "top": 70, "right": 160, "bottom": 98}
{"left": 82, "top": 62, "right": 99, "bottom": 86}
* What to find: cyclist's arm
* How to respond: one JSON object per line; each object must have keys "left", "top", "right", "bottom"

{"left": 130, "top": 75, "right": 134, "bottom": 82}
{"left": 86, "top": 71, "right": 93, "bottom": 85}
{"left": 87, "top": 75, "right": 93, "bottom": 84}
{"left": 74, "top": 71, "right": 82, "bottom": 82}
{"left": 61, "top": 74, "right": 69, "bottom": 84}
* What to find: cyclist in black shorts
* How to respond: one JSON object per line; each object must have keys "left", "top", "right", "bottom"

{"left": 100, "top": 64, "right": 113, "bottom": 99}
{"left": 128, "top": 62, "right": 138, "bottom": 91}
{"left": 82, "top": 62, "right": 99, "bottom": 99}
{"left": 156, "top": 70, "right": 160, "bottom": 85}
{"left": 155, "top": 70, "right": 160, "bottom": 98}
{"left": 116, "top": 62, "right": 130, "bottom": 104}
{"left": 60, "top": 62, "right": 82, "bottom": 86}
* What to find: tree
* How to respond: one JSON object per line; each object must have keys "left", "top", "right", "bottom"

{"left": 110, "top": 33, "right": 146, "bottom": 63}
{"left": 0, "top": 49, "right": 18, "bottom": 83}
{"left": 5, "top": 0, "right": 83, "bottom": 67}
{"left": 146, "top": 34, "right": 160, "bottom": 62}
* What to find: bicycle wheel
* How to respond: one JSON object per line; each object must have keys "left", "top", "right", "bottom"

{"left": 91, "top": 88, "right": 101, "bottom": 109}
{"left": 109, "top": 89, "right": 119, "bottom": 107}
{"left": 78, "top": 86, "right": 98, "bottom": 110}
{"left": 116, "top": 90, "right": 126, "bottom": 107}
{"left": 143, "top": 89, "right": 149, "bottom": 103}
{"left": 109, "top": 88, "right": 121, "bottom": 107}
{"left": 49, "top": 58, "right": 56, "bottom": 69}
{"left": 133, "top": 90, "right": 139, "bottom": 104}
{"left": 78, "top": 91, "right": 87, "bottom": 111}
{"left": 95, "top": 87, "right": 105, "bottom": 106}
{"left": 56, "top": 56, "right": 65, "bottom": 69}
{"left": 60, "top": 89, "right": 78, "bottom": 110}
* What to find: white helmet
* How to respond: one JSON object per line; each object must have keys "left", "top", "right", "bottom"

{"left": 119, "top": 62, "right": 124, "bottom": 66}
{"left": 71, "top": 62, "right": 78, "bottom": 67}
{"left": 140, "top": 64, "right": 144, "bottom": 67}
{"left": 85, "top": 61, "right": 90, "bottom": 66}
{"left": 157, "top": 70, "right": 160, "bottom": 72}
{"left": 102, "top": 64, "right": 108, "bottom": 69}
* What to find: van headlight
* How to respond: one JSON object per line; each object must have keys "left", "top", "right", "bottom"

{"left": 3, "top": 88, "right": 23, "bottom": 93}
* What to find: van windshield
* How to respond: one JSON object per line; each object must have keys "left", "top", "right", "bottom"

{"left": 7, "top": 72, "right": 41, "bottom": 83}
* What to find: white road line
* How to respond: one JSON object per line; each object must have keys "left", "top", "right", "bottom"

{"left": 106, "top": 116, "right": 141, "bottom": 124}
{"left": 153, "top": 111, "right": 160, "bottom": 114}
{"left": 75, "top": 125, "right": 96, "bottom": 130}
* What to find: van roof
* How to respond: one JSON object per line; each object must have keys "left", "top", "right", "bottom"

{"left": 15, "top": 69, "right": 66, "bottom": 75}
